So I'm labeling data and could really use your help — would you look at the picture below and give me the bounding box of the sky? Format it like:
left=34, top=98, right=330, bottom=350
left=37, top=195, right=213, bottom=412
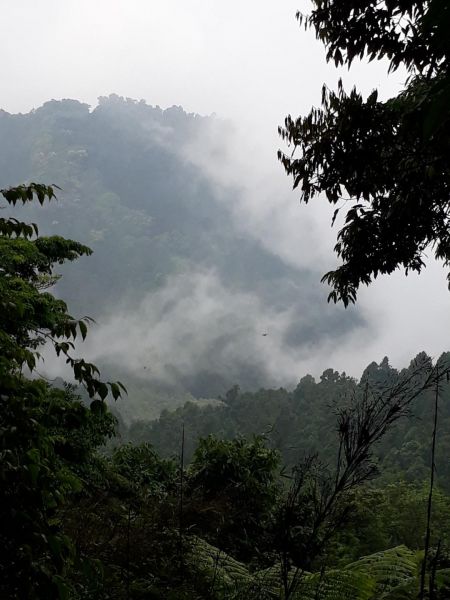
left=3, top=0, right=450, bottom=380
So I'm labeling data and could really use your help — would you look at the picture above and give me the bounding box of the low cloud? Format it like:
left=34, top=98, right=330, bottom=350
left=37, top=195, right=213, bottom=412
left=36, top=100, right=450, bottom=400
left=77, top=269, right=364, bottom=395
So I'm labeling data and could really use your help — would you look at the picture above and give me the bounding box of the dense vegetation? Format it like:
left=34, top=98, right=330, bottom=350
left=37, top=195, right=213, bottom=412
left=126, top=354, right=450, bottom=492
left=3, top=2, right=450, bottom=598
left=3, top=182, right=450, bottom=599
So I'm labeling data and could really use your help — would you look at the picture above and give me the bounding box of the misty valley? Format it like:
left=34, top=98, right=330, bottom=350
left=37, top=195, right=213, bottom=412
left=2, top=2, right=450, bottom=595
left=2, top=95, right=450, bottom=600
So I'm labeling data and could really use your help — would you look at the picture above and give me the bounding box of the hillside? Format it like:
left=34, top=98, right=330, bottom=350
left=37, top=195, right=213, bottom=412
left=0, top=95, right=363, bottom=418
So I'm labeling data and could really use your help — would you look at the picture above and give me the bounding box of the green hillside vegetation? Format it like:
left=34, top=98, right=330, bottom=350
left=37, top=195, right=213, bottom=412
left=130, top=354, right=450, bottom=492
left=0, top=94, right=362, bottom=406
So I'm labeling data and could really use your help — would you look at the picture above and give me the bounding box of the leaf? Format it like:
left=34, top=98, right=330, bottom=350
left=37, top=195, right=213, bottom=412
left=78, top=319, right=88, bottom=340
left=90, top=399, right=105, bottom=414
left=53, top=575, right=71, bottom=600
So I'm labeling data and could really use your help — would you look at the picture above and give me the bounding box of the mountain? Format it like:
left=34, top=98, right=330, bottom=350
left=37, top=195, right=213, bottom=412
left=0, top=95, right=364, bottom=419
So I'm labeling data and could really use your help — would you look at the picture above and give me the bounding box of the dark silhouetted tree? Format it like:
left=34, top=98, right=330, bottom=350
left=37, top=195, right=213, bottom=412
left=279, top=0, right=450, bottom=305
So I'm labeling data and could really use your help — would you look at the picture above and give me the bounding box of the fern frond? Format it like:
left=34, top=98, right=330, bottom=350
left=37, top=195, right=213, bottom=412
left=291, top=568, right=375, bottom=600
left=345, top=545, right=419, bottom=595
left=187, top=537, right=267, bottom=599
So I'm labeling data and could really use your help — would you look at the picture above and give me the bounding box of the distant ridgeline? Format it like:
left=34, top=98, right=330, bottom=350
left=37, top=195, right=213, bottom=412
left=0, top=95, right=363, bottom=405
left=125, top=352, right=450, bottom=492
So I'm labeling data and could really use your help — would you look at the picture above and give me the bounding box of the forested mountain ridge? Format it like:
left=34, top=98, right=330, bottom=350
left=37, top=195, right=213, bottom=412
left=0, top=95, right=363, bottom=413
left=127, top=352, right=450, bottom=492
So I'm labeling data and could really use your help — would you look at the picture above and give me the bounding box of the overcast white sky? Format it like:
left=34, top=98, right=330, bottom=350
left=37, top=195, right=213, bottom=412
left=2, top=0, right=450, bottom=377
left=2, top=0, right=403, bottom=119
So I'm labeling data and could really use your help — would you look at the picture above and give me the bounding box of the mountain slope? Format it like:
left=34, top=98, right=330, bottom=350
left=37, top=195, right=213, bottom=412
left=0, top=95, right=364, bottom=411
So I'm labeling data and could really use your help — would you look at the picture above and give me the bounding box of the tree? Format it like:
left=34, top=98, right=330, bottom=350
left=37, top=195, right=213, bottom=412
left=0, top=184, right=124, bottom=598
left=186, top=435, right=280, bottom=561
left=279, top=0, right=450, bottom=305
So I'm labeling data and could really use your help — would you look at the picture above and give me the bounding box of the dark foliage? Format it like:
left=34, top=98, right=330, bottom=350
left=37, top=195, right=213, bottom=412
left=0, top=185, right=122, bottom=598
left=279, top=0, right=450, bottom=304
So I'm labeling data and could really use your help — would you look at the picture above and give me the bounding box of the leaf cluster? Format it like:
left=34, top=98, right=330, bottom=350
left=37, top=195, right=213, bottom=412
left=280, top=0, right=450, bottom=304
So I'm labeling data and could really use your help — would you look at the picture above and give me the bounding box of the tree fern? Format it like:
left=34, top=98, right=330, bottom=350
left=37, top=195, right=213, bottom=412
left=290, top=569, right=375, bottom=600
left=345, top=546, right=420, bottom=596
left=187, top=537, right=269, bottom=599
left=185, top=539, right=450, bottom=600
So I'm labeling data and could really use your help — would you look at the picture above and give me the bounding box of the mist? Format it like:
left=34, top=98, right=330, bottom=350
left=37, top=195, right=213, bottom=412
left=2, top=1, right=450, bottom=407
left=19, top=90, right=446, bottom=404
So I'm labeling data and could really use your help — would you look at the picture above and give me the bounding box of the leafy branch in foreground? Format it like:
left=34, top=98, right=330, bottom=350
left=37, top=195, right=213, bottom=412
left=0, top=183, right=125, bottom=599
left=0, top=182, right=125, bottom=399
left=279, top=1, right=450, bottom=305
